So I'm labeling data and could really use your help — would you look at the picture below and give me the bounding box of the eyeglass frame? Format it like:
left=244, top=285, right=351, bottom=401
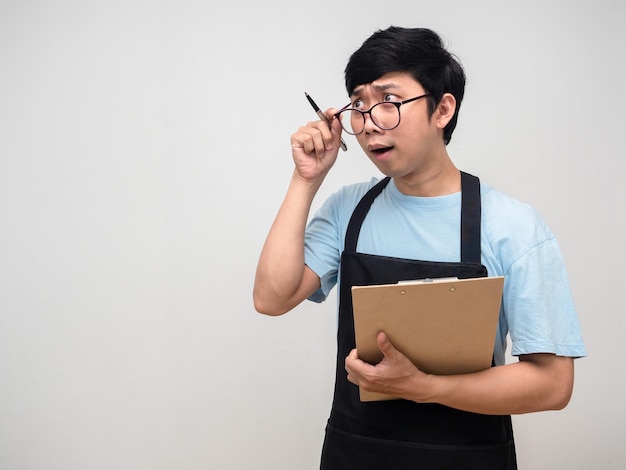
left=334, top=93, right=432, bottom=135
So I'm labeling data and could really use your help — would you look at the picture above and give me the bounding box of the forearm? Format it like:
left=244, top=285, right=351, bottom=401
left=347, top=335, right=575, bottom=416
left=412, top=355, right=574, bottom=415
left=253, top=171, right=323, bottom=315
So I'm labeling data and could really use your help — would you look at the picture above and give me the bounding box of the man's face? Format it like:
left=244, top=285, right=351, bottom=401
left=348, top=71, right=449, bottom=184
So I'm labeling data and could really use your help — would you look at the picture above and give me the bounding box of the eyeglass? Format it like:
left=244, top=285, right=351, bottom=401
left=334, top=94, right=431, bottom=136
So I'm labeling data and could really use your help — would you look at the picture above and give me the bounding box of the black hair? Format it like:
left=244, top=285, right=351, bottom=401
left=344, top=26, right=465, bottom=144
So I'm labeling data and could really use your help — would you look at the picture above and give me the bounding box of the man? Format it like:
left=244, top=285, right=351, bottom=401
left=253, top=26, right=585, bottom=469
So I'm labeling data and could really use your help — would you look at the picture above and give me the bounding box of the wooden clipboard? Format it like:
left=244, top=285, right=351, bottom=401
left=351, top=276, right=504, bottom=401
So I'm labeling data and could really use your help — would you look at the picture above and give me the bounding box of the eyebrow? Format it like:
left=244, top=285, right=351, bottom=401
left=351, top=82, right=401, bottom=98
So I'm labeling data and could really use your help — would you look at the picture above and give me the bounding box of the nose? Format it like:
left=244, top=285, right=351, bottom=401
left=362, top=111, right=381, bottom=134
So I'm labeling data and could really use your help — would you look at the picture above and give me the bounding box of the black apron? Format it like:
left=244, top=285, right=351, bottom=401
left=320, top=172, right=517, bottom=469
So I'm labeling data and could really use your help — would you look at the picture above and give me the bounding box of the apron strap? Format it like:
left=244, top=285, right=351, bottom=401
left=460, top=171, right=481, bottom=264
left=344, top=177, right=391, bottom=252
left=344, top=172, right=481, bottom=263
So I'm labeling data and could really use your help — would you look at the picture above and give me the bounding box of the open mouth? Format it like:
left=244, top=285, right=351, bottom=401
left=371, top=146, right=393, bottom=155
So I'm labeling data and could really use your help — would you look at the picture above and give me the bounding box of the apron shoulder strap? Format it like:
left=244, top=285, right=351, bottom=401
left=344, top=177, right=391, bottom=252
left=460, top=171, right=482, bottom=264
left=344, top=173, right=482, bottom=263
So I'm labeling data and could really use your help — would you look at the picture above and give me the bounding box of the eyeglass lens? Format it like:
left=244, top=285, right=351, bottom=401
left=339, top=102, right=400, bottom=135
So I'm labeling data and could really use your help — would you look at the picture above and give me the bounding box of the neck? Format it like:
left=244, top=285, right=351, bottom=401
left=393, top=157, right=461, bottom=197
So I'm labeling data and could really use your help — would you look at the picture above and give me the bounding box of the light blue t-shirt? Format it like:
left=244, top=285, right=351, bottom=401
left=304, top=177, right=586, bottom=365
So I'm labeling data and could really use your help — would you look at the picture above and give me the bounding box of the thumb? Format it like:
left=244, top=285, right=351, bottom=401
left=377, top=331, right=397, bottom=359
left=326, top=108, right=344, bottom=143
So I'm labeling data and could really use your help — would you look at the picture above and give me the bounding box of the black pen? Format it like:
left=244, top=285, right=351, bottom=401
left=304, top=92, right=348, bottom=151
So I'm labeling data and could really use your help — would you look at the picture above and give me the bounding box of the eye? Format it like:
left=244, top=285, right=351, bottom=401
left=383, top=93, right=399, bottom=102
left=352, top=99, right=365, bottom=109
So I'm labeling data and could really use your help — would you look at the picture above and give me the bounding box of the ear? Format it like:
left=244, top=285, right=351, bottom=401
left=435, top=93, right=457, bottom=130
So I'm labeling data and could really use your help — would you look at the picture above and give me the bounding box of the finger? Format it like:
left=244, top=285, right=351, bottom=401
left=310, top=126, right=329, bottom=159
left=347, top=348, right=359, bottom=360
left=345, top=349, right=368, bottom=386
left=344, top=349, right=357, bottom=372
left=325, top=108, right=345, bottom=148
left=318, top=119, right=339, bottom=153
left=377, top=331, right=397, bottom=358
left=308, top=120, right=336, bottom=157
left=294, top=124, right=328, bottom=158
left=346, top=370, right=358, bottom=385
left=346, top=347, right=369, bottom=372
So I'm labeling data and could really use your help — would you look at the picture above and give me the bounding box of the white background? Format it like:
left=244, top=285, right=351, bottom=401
left=0, top=1, right=624, bottom=469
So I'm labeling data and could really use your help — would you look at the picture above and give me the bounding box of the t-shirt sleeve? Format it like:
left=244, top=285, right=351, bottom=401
left=303, top=179, right=378, bottom=303
left=503, top=236, right=586, bottom=358
left=304, top=194, right=342, bottom=303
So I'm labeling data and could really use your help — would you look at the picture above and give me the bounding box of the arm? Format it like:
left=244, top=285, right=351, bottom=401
left=253, top=109, right=344, bottom=316
left=346, top=332, right=574, bottom=415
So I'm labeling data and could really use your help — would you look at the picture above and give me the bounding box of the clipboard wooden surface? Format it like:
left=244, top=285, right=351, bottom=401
left=351, top=276, right=504, bottom=401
